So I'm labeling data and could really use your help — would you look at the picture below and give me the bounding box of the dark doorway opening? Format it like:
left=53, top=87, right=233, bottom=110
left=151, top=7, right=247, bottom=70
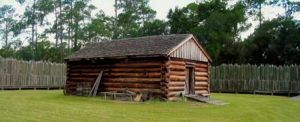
left=186, top=67, right=195, bottom=95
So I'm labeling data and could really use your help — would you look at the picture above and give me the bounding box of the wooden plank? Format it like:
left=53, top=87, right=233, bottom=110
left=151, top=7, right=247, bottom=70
left=168, top=81, right=185, bottom=86
left=104, top=72, right=161, bottom=78
left=166, top=60, right=186, bottom=66
left=168, top=86, right=184, bottom=91
left=194, top=63, right=208, bottom=68
left=103, top=88, right=162, bottom=94
left=89, top=71, right=103, bottom=97
left=195, top=76, right=208, bottom=81
left=168, top=66, right=186, bottom=71
left=169, top=75, right=186, bottom=81
left=113, top=62, right=162, bottom=68
left=104, top=78, right=161, bottom=82
left=110, top=68, right=161, bottom=72
left=102, top=82, right=160, bottom=89
left=195, top=67, right=208, bottom=72
left=195, top=72, right=208, bottom=76
left=168, top=71, right=186, bottom=76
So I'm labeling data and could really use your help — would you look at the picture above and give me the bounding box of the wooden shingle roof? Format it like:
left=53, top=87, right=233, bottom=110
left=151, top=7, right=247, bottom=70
left=66, top=34, right=211, bottom=62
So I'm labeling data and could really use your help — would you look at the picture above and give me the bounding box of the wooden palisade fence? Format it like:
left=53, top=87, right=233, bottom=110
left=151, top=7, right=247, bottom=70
left=210, top=64, right=300, bottom=95
left=0, top=58, right=66, bottom=90
left=1, top=57, right=299, bottom=95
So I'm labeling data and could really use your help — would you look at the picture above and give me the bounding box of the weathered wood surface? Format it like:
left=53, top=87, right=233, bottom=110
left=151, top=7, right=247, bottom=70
left=210, top=64, right=300, bottom=94
left=89, top=71, right=103, bottom=97
left=169, top=37, right=209, bottom=62
left=65, top=59, right=164, bottom=96
left=165, top=59, right=209, bottom=99
left=0, top=58, right=66, bottom=89
left=66, top=57, right=211, bottom=99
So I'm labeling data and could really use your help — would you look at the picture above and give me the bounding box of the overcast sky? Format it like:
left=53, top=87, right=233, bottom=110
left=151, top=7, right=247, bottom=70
left=0, top=0, right=198, bottom=20
left=0, top=0, right=298, bottom=44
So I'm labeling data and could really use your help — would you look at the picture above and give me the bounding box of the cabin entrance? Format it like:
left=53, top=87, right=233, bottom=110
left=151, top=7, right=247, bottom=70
left=186, top=66, right=195, bottom=95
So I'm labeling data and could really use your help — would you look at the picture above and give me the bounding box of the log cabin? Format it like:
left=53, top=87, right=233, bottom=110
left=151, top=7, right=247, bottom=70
left=64, top=34, right=212, bottom=101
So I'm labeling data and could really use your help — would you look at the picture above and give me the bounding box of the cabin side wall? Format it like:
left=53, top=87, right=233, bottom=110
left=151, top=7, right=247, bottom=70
left=165, top=58, right=209, bottom=101
left=65, top=58, right=166, bottom=97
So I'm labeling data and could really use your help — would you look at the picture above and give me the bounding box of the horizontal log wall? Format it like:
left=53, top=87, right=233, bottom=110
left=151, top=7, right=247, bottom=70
left=194, top=62, right=209, bottom=96
left=66, top=59, right=164, bottom=96
left=165, top=60, right=185, bottom=100
left=165, top=58, right=209, bottom=101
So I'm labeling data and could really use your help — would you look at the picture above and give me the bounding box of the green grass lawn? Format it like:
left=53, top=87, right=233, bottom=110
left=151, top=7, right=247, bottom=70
left=0, top=90, right=299, bottom=122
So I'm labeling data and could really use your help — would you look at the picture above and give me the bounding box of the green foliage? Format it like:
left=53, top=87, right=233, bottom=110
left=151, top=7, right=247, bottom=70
left=114, top=0, right=157, bottom=38
left=21, top=41, right=61, bottom=62
left=35, top=0, right=55, bottom=25
left=271, top=0, right=300, bottom=18
left=0, top=0, right=300, bottom=65
left=0, top=40, right=63, bottom=62
left=0, top=5, right=17, bottom=48
left=244, top=0, right=266, bottom=24
left=82, top=11, right=114, bottom=42
left=0, top=48, right=17, bottom=58
left=139, top=19, right=169, bottom=36
left=167, top=7, right=195, bottom=34
left=71, top=0, right=96, bottom=50
left=168, top=0, right=248, bottom=65
left=244, top=17, right=300, bottom=65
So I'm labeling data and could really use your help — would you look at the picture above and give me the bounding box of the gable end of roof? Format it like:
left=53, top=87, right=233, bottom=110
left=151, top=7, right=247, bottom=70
left=167, top=35, right=212, bottom=62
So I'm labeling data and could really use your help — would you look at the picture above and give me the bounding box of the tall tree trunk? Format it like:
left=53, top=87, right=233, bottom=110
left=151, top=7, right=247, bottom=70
left=284, top=0, right=291, bottom=18
left=68, top=1, right=73, bottom=54
left=55, top=19, right=59, bottom=47
left=54, top=1, right=58, bottom=47
left=259, top=2, right=262, bottom=26
left=68, top=20, right=72, bottom=53
left=115, top=0, right=118, bottom=18
left=35, top=18, right=38, bottom=60
left=114, top=0, right=118, bottom=38
left=5, top=21, right=8, bottom=48
left=32, top=0, right=36, bottom=60
left=59, top=0, right=64, bottom=62
left=74, top=20, right=78, bottom=50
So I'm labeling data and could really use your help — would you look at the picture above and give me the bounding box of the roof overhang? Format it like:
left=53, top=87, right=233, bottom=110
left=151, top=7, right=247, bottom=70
left=65, top=54, right=168, bottom=62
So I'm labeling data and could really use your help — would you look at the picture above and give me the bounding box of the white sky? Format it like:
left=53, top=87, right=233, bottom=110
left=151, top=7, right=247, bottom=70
left=0, top=0, right=298, bottom=46
left=0, top=0, right=197, bottom=20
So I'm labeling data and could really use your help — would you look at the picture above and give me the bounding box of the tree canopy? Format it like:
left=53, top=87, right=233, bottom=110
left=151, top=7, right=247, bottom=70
left=0, top=0, right=299, bottom=65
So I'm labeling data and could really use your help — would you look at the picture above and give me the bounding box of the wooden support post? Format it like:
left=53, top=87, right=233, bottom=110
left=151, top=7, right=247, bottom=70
left=235, top=80, right=238, bottom=94
left=288, top=80, right=292, bottom=97
left=271, top=80, right=274, bottom=96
